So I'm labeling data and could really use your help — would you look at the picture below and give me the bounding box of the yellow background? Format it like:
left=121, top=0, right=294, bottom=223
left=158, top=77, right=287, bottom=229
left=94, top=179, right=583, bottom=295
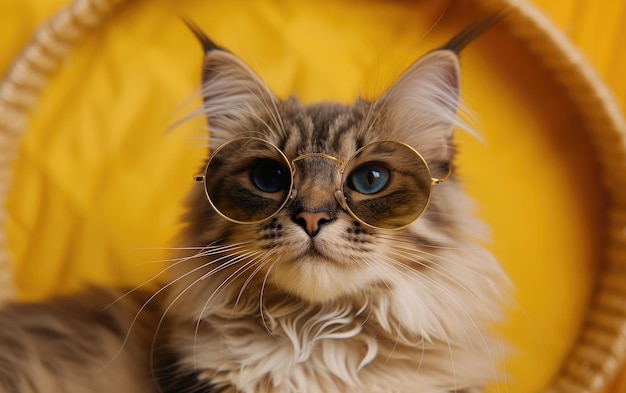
left=1, top=0, right=625, bottom=391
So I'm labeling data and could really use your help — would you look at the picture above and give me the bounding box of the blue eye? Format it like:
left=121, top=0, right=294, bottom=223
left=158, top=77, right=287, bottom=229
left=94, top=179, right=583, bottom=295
left=349, top=164, right=390, bottom=195
left=250, top=159, right=290, bottom=193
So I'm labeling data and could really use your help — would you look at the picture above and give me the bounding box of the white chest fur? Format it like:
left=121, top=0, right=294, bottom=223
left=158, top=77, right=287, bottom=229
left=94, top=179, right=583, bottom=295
left=169, top=281, right=502, bottom=393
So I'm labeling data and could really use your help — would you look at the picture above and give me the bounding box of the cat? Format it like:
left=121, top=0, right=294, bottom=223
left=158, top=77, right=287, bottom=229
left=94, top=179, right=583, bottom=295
left=0, top=15, right=509, bottom=393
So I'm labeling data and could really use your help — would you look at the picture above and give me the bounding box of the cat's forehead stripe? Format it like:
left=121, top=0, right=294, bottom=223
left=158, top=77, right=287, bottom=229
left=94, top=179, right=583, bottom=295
left=275, top=103, right=370, bottom=159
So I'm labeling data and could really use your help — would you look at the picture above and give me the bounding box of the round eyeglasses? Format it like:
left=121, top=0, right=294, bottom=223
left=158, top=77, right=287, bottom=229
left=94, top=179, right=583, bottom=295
left=194, top=137, right=451, bottom=230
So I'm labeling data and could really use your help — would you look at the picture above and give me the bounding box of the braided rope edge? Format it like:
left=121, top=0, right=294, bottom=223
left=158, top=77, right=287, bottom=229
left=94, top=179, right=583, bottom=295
left=477, top=0, right=626, bottom=391
left=0, top=0, right=128, bottom=304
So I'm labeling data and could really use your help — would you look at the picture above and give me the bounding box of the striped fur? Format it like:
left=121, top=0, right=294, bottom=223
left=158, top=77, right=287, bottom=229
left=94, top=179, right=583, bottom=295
left=0, top=288, right=160, bottom=393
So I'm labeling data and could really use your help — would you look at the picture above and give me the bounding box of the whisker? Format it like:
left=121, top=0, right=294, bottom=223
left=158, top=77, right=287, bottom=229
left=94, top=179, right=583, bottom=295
left=192, top=249, right=267, bottom=370
left=377, top=255, right=476, bottom=390
left=379, top=252, right=503, bottom=386
left=259, top=259, right=278, bottom=335
left=384, top=241, right=520, bottom=390
left=104, top=241, right=254, bottom=310
left=149, top=247, right=255, bottom=379
left=384, top=240, right=490, bottom=272
left=360, top=260, right=410, bottom=364
left=385, top=242, right=514, bottom=301
left=362, top=257, right=444, bottom=377
left=235, top=249, right=277, bottom=307
left=124, top=247, right=243, bottom=268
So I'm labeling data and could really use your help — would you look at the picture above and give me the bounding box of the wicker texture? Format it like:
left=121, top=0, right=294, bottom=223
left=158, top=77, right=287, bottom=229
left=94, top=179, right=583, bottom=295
left=0, top=0, right=127, bottom=305
left=0, top=0, right=625, bottom=391
left=488, top=1, right=626, bottom=391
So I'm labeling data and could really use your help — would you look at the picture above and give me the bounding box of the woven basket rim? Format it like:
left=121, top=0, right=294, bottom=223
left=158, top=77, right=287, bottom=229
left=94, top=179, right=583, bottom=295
left=1, top=0, right=625, bottom=391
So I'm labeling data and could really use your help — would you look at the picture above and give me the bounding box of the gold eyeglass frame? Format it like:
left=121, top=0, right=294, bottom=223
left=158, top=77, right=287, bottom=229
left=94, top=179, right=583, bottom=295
left=194, top=137, right=452, bottom=230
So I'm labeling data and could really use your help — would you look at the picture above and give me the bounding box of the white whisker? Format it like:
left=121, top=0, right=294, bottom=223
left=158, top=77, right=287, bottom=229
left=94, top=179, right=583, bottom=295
left=104, top=241, right=254, bottom=311
left=149, top=245, right=257, bottom=378
left=378, top=251, right=502, bottom=387
left=259, top=259, right=278, bottom=335
left=191, top=248, right=268, bottom=370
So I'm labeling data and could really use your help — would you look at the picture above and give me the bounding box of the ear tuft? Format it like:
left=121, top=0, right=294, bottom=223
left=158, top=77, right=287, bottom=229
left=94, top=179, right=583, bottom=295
left=442, top=12, right=505, bottom=54
left=182, top=18, right=222, bottom=54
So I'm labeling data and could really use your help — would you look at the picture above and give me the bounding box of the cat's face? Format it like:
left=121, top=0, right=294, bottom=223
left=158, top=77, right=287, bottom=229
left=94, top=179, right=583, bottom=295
left=177, top=38, right=496, bottom=309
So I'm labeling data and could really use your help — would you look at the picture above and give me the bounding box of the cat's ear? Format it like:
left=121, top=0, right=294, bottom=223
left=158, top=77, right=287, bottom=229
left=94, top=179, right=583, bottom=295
left=377, top=14, right=503, bottom=163
left=378, top=49, right=461, bottom=163
left=185, top=20, right=277, bottom=147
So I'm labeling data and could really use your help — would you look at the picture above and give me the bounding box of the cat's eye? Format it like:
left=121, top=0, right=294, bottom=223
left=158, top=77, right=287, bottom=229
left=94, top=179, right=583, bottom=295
left=250, top=160, right=290, bottom=193
left=198, top=138, right=294, bottom=224
left=348, top=164, right=390, bottom=195
left=339, top=140, right=444, bottom=229
left=195, top=137, right=450, bottom=229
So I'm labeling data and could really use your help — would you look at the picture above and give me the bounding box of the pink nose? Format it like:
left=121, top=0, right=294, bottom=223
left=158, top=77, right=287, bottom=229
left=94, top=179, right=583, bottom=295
left=294, top=210, right=332, bottom=237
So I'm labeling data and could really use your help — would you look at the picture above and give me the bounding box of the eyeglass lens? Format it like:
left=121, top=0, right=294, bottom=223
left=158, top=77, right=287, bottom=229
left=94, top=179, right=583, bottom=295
left=341, top=141, right=432, bottom=229
left=204, top=138, right=293, bottom=223
left=203, top=138, right=433, bottom=229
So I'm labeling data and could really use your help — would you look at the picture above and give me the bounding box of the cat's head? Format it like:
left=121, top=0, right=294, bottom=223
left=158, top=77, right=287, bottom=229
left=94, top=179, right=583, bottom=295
left=176, top=21, right=504, bottom=312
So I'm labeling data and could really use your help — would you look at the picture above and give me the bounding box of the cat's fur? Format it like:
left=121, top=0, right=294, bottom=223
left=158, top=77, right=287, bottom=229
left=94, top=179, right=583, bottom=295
left=0, top=288, right=159, bottom=392
left=0, top=17, right=509, bottom=393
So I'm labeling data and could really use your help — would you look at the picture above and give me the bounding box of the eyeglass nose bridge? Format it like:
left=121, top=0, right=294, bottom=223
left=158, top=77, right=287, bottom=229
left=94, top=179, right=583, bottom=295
left=290, top=153, right=345, bottom=174
left=289, top=152, right=347, bottom=210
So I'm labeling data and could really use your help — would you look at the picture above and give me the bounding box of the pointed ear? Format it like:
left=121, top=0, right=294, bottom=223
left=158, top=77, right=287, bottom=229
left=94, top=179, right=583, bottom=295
left=185, top=21, right=277, bottom=147
left=199, top=49, right=279, bottom=147
left=378, top=50, right=461, bottom=163
left=200, top=49, right=278, bottom=145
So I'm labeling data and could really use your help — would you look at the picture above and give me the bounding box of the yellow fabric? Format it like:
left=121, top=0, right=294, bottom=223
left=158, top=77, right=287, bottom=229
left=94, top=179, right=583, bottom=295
left=1, top=0, right=624, bottom=391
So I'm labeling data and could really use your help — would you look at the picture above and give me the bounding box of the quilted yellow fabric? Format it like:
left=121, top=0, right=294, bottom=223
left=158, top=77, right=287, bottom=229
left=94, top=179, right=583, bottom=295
left=1, top=0, right=625, bottom=391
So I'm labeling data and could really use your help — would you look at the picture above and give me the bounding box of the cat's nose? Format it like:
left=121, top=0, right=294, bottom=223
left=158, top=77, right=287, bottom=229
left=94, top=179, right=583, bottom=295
left=293, top=210, right=332, bottom=237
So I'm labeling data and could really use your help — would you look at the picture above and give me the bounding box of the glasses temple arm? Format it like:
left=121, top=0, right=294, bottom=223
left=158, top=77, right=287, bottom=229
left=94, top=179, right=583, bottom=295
left=431, top=165, right=452, bottom=185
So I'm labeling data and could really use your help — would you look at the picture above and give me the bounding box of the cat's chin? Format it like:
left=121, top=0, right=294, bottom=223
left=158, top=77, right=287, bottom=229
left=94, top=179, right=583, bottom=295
left=270, top=254, right=375, bottom=304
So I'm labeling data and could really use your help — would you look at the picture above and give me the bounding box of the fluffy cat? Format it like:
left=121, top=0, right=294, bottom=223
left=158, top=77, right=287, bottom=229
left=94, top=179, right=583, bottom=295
left=0, top=16, right=509, bottom=393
